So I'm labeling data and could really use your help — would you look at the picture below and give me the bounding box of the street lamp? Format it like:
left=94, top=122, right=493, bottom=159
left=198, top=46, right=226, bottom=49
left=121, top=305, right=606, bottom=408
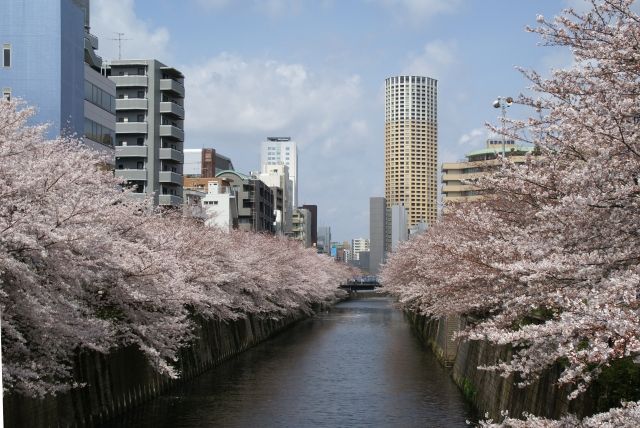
left=492, top=96, right=513, bottom=157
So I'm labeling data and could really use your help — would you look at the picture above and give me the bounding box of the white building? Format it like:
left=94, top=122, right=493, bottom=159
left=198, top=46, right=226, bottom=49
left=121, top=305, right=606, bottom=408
left=351, top=238, right=370, bottom=261
left=261, top=137, right=298, bottom=207
left=255, top=164, right=293, bottom=234
left=343, top=249, right=353, bottom=263
left=202, top=180, right=238, bottom=232
left=391, top=204, right=409, bottom=250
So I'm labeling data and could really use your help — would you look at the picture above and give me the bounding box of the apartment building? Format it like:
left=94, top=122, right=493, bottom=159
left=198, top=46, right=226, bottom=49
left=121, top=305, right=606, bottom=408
left=442, top=139, right=533, bottom=203
left=384, top=75, right=438, bottom=227
left=216, top=170, right=276, bottom=233
left=109, top=59, right=185, bottom=207
left=291, top=207, right=312, bottom=248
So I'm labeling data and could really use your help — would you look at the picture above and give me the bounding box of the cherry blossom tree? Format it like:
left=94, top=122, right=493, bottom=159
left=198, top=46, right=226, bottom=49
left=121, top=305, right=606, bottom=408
left=383, top=0, right=640, bottom=423
left=0, top=100, right=351, bottom=397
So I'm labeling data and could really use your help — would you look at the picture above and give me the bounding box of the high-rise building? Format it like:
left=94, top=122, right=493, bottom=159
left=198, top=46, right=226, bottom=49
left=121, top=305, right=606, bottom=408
left=1, top=0, right=115, bottom=156
left=384, top=75, right=438, bottom=226
left=369, top=197, right=387, bottom=275
left=261, top=137, right=298, bottom=207
left=109, top=60, right=185, bottom=207
left=351, top=238, right=370, bottom=261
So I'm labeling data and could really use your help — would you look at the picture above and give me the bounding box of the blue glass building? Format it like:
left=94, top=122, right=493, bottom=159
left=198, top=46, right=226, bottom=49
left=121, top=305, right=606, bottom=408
left=0, top=0, right=113, bottom=146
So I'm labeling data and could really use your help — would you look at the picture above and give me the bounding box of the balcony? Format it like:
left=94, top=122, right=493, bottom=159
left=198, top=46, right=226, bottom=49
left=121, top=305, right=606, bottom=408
left=116, top=122, right=147, bottom=134
left=441, top=172, right=484, bottom=182
left=116, top=145, right=147, bottom=157
left=159, top=194, right=183, bottom=206
left=159, top=101, right=184, bottom=119
left=110, top=75, right=148, bottom=87
left=116, top=98, right=148, bottom=110
left=442, top=184, right=477, bottom=193
left=159, top=124, right=184, bottom=141
left=159, top=79, right=185, bottom=97
left=159, top=171, right=183, bottom=185
left=159, top=148, right=183, bottom=163
left=115, top=169, right=147, bottom=181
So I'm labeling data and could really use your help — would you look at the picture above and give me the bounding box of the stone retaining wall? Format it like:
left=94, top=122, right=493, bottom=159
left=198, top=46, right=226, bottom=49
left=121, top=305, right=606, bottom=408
left=4, top=308, right=323, bottom=428
left=406, top=311, right=593, bottom=421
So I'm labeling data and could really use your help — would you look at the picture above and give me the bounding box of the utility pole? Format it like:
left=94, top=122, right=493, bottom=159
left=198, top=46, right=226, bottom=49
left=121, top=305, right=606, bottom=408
left=110, top=32, right=131, bottom=60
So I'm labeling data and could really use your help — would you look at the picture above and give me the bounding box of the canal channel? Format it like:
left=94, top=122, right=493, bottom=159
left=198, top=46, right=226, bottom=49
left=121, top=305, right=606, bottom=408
left=104, top=297, right=476, bottom=427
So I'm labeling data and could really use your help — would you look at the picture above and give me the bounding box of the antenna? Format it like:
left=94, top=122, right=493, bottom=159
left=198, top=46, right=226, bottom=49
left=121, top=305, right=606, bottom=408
left=110, top=32, right=131, bottom=60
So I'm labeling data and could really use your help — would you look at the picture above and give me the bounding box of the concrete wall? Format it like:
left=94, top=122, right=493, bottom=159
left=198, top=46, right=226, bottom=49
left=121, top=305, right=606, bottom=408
left=4, top=309, right=331, bottom=427
left=406, top=312, right=592, bottom=421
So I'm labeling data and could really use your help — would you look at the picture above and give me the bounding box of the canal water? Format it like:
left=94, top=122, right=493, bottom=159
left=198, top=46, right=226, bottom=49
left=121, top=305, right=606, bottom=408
left=105, top=297, right=476, bottom=427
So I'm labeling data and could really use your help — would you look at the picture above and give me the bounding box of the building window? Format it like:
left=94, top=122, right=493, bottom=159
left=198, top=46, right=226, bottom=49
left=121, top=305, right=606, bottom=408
left=3, top=44, right=10, bottom=67
left=2, top=88, right=10, bottom=102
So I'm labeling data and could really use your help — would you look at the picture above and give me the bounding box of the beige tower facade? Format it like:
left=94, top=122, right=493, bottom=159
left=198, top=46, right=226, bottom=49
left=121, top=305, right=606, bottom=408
left=384, top=75, right=438, bottom=226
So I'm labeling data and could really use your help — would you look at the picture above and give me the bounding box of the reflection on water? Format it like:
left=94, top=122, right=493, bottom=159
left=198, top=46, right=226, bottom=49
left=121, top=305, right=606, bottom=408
left=104, top=297, right=476, bottom=428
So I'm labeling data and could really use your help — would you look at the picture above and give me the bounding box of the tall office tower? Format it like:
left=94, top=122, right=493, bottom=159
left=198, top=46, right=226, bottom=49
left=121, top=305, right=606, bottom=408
left=109, top=60, right=185, bottom=207
left=261, top=137, right=298, bottom=207
left=1, top=0, right=115, bottom=155
left=369, top=197, right=387, bottom=276
left=384, top=75, right=438, bottom=226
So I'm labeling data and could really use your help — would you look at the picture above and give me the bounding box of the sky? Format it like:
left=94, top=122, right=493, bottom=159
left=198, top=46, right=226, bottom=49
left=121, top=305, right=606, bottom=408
left=90, top=0, right=589, bottom=243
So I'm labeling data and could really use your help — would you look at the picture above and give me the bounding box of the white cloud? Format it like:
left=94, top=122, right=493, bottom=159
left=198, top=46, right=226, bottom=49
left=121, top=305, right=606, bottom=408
left=374, top=0, right=462, bottom=24
left=182, top=53, right=363, bottom=148
left=402, top=39, right=457, bottom=80
left=91, top=0, right=171, bottom=62
left=457, top=127, right=486, bottom=147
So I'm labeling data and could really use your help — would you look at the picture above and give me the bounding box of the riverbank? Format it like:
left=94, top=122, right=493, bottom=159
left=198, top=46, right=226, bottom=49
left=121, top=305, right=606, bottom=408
left=406, top=312, right=593, bottom=421
left=4, top=299, right=340, bottom=428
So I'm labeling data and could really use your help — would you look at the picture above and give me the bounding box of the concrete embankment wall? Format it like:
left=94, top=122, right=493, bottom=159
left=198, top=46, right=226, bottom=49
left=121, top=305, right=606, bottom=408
left=406, top=312, right=592, bottom=421
left=4, top=307, right=325, bottom=428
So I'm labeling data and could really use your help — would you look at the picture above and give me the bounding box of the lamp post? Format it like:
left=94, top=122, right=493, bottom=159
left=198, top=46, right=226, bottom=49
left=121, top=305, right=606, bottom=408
left=492, top=96, right=513, bottom=157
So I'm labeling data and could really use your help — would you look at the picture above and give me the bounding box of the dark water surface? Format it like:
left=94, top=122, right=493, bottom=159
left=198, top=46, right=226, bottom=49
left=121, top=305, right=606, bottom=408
left=105, top=297, right=475, bottom=427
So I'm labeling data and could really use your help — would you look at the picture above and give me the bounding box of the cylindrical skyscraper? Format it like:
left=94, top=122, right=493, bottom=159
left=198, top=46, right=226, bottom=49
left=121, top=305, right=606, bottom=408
left=384, top=75, right=438, bottom=227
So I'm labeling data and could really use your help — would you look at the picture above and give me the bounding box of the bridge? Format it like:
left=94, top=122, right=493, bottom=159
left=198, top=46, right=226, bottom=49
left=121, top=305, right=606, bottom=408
left=339, top=276, right=382, bottom=292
